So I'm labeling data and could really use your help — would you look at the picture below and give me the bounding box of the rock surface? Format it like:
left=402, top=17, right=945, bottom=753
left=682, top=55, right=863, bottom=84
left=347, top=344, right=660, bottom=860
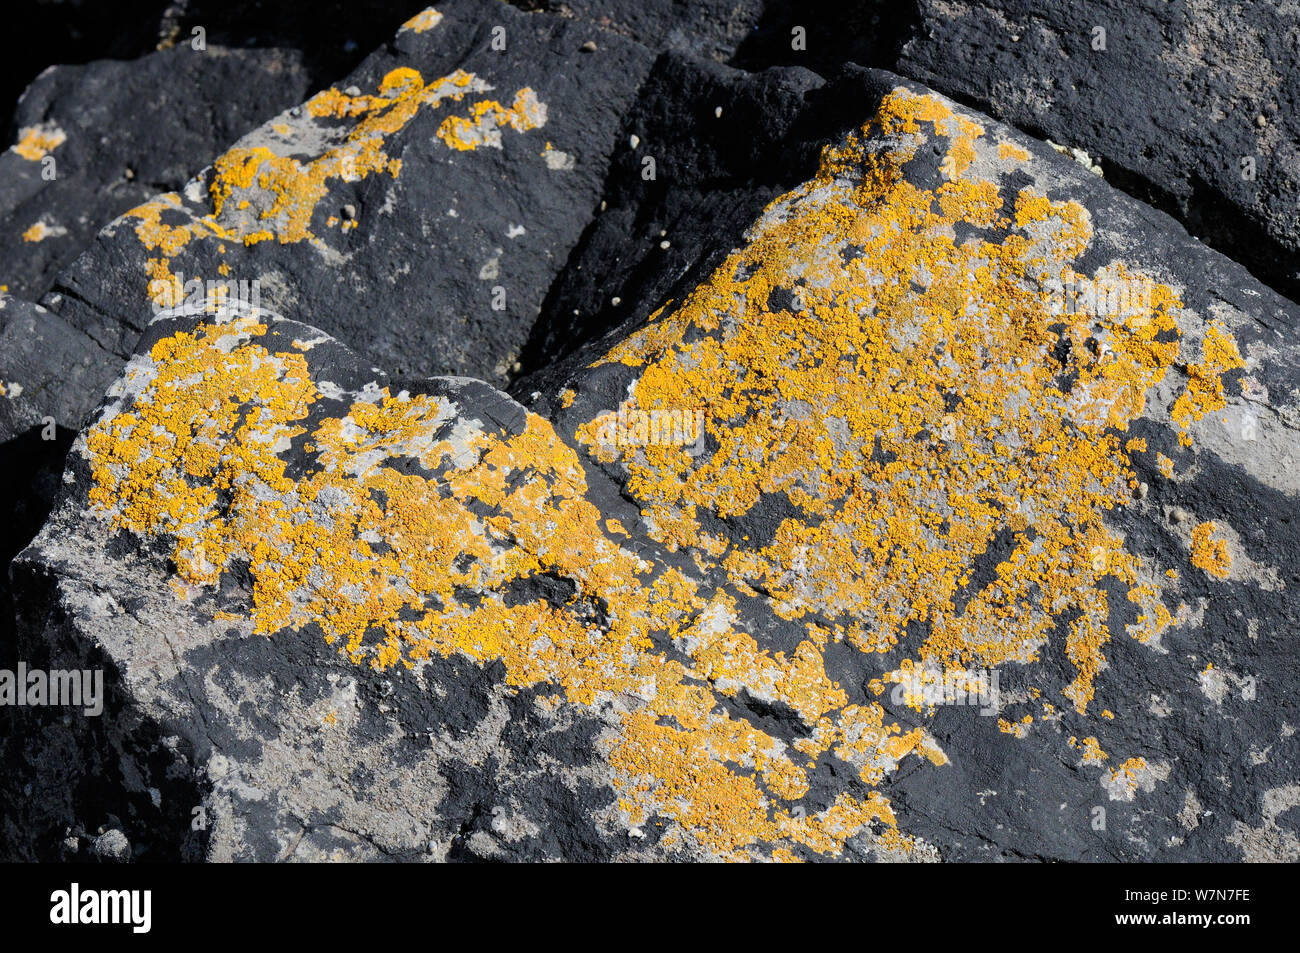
left=1, top=45, right=313, bottom=300
left=44, top=0, right=657, bottom=392
left=896, top=0, right=1300, bottom=301
left=0, top=295, right=116, bottom=571
left=8, top=68, right=1299, bottom=861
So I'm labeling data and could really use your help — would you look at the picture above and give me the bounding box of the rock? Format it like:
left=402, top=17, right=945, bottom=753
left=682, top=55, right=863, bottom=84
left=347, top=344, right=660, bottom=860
left=43, top=0, right=657, bottom=397
left=510, top=0, right=767, bottom=62
left=516, top=52, right=832, bottom=379
left=0, top=295, right=117, bottom=572
left=533, top=65, right=1300, bottom=859
left=8, top=302, right=667, bottom=860
left=1, top=45, right=313, bottom=299
left=896, top=0, right=1300, bottom=301
left=729, top=0, right=918, bottom=77
left=90, top=828, right=132, bottom=862
left=9, top=68, right=1300, bottom=861
left=151, top=0, right=451, bottom=90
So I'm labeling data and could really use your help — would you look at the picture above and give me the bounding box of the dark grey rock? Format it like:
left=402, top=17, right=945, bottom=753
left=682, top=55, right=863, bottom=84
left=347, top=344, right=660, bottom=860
left=511, top=0, right=765, bottom=62
left=1, top=45, right=313, bottom=299
left=530, top=63, right=1300, bottom=860
left=895, top=0, right=1300, bottom=301
left=6, top=302, right=670, bottom=861
left=0, top=295, right=116, bottom=570
left=90, top=827, right=132, bottom=862
left=44, top=0, right=657, bottom=397
left=9, top=67, right=1299, bottom=861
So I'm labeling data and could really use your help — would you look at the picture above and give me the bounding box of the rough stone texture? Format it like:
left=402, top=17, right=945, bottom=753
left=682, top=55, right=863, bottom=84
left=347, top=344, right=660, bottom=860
left=8, top=303, right=666, bottom=861
left=8, top=67, right=1299, bottom=861
left=1, top=45, right=313, bottom=300
left=511, top=0, right=765, bottom=62
left=0, top=295, right=116, bottom=570
left=529, top=66, right=1300, bottom=862
left=896, top=0, right=1300, bottom=301
left=43, top=0, right=657, bottom=395
left=517, top=53, right=832, bottom=379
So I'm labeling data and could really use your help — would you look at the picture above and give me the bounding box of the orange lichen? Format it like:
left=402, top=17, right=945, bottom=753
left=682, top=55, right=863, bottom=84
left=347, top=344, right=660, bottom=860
left=122, top=67, right=544, bottom=290
left=577, top=88, right=1229, bottom=724
left=998, top=715, right=1033, bottom=738
left=13, top=125, right=65, bottom=161
left=1108, top=757, right=1148, bottom=794
left=87, top=87, right=1246, bottom=860
left=1172, top=323, right=1245, bottom=445
left=436, top=88, right=547, bottom=151
left=1190, top=521, right=1231, bottom=578
left=997, top=142, right=1030, bottom=162
left=401, top=8, right=444, bottom=32
left=87, top=314, right=928, bottom=860
left=1069, top=735, right=1108, bottom=764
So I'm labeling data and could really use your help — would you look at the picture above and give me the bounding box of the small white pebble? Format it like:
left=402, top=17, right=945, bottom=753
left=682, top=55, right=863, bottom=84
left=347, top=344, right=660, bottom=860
left=714, top=106, right=723, bottom=118
left=629, top=134, right=640, bottom=149
left=659, top=240, right=670, bottom=249
left=611, top=296, right=621, bottom=306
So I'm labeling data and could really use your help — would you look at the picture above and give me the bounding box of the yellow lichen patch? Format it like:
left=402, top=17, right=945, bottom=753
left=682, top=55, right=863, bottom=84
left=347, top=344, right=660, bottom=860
left=998, top=715, right=1033, bottom=738
left=124, top=68, right=544, bottom=289
left=578, top=88, right=1226, bottom=723
left=577, top=88, right=1242, bottom=767
left=13, top=124, right=65, bottom=161
left=1069, top=735, right=1108, bottom=764
left=86, top=314, right=935, bottom=860
left=1156, top=453, right=1175, bottom=478
left=1172, top=323, right=1245, bottom=446
left=997, top=142, right=1030, bottom=163
left=1127, top=583, right=1173, bottom=645
left=126, top=193, right=227, bottom=307
left=401, top=8, right=443, bottom=32
left=22, top=222, right=49, bottom=242
left=1109, top=757, right=1147, bottom=792
left=436, top=89, right=547, bottom=151
left=1190, top=521, right=1231, bottom=579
